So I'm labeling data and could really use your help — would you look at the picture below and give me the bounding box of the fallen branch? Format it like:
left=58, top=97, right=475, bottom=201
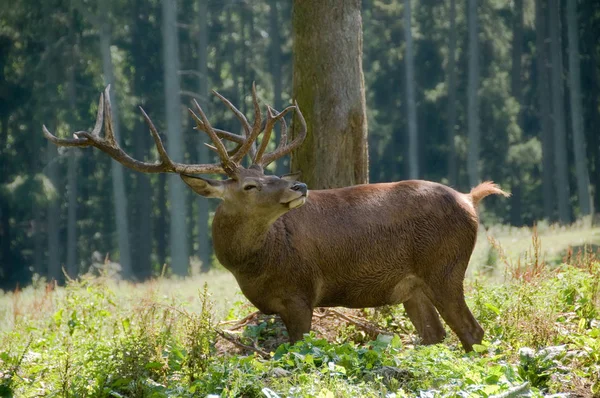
left=329, top=309, right=390, bottom=337
left=215, top=328, right=270, bottom=359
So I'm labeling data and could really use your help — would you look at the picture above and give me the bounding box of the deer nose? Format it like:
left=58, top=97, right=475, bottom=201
left=291, top=182, right=308, bottom=195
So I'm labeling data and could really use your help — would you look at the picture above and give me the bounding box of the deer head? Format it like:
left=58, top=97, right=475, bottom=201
left=43, top=85, right=308, bottom=223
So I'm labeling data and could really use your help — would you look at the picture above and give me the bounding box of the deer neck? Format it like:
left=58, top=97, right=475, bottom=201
left=211, top=205, right=280, bottom=274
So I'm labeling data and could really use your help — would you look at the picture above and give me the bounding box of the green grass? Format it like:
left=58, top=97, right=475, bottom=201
left=1, top=224, right=599, bottom=397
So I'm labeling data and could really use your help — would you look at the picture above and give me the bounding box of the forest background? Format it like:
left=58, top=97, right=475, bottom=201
left=0, top=0, right=599, bottom=290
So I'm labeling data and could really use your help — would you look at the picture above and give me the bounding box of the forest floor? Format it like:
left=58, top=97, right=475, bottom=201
left=1, top=223, right=599, bottom=397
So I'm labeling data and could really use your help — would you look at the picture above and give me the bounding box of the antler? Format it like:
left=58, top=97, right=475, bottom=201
left=43, top=84, right=306, bottom=177
left=190, top=84, right=307, bottom=169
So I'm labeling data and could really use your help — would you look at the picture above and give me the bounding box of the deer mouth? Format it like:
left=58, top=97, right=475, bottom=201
left=287, top=196, right=307, bottom=209
left=281, top=191, right=308, bottom=209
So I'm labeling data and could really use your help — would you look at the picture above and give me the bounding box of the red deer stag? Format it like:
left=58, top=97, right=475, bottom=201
left=44, top=86, right=509, bottom=352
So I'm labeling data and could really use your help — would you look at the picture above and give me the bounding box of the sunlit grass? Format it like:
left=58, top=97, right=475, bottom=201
left=1, top=222, right=599, bottom=397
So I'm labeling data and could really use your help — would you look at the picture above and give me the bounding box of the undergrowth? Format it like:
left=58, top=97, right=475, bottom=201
left=1, top=233, right=599, bottom=397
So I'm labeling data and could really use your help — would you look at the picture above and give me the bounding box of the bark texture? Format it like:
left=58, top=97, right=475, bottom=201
left=446, top=0, right=458, bottom=187
left=467, top=0, right=480, bottom=188
left=548, top=0, right=571, bottom=224
left=100, top=1, right=133, bottom=277
left=535, top=0, right=555, bottom=220
left=566, top=0, right=592, bottom=216
left=196, top=0, right=211, bottom=272
left=163, top=0, right=189, bottom=275
left=291, top=0, right=368, bottom=189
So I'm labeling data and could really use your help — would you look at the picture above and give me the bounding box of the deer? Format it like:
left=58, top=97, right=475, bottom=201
left=44, top=85, right=509, bottom=352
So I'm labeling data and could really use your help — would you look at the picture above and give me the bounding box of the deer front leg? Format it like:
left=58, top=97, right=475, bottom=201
left=278, top=297, right=313, bottom=342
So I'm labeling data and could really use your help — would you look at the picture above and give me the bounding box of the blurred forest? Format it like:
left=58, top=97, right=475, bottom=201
left=0, top=0, right=599, bottom=289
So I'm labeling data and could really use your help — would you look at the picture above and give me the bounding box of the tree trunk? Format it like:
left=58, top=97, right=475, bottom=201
left=269, top=0, right=286, bottom=176
left=99, top=2, right=133, bottom=277
left=131, top=0, right=153, bottom=280
left=0, top=116, right=12, bottom=285
left=510, top=0, right=524, bottom=226
left=291, top=0, right=369, bottom=189
left=196, top=0, right=211, bottom=272
left=156, top=173, right=167, bottom=270
left=467, top=0, right=480, bottom=188
left=548, top=0, right=571, bottom=224
left=404, top=0, right=418, bottom=179
left=66, top=28, right=78, bottom=278
left=163, top=0, right=189, bottom=276
left=535, top=0, right=555, bottom=221
left=446, top=0, right=458, bottom=187
left=47, top=139, right=61, bottom=282
left=566, top=0, right=592, bottom=217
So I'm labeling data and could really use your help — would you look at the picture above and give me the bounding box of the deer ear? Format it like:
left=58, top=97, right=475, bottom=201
left=180, top=174, right=225, bottom=198
left=281, top=172, right=301, bottom=182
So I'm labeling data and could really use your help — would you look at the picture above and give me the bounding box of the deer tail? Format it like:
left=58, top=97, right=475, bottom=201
left=468, top=181, right=510, bottom=206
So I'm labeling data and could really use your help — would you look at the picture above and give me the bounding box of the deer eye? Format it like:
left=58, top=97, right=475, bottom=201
left=244, top=184, right=257, bottom=191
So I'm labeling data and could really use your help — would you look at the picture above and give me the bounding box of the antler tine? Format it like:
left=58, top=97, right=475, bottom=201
left=254, top=104, right=296, bottom=166
left=231, top=83, right=263, bottom=163
left=43, top=86, right=228, bottom=175
left=248, top=82, right=261, bottom=160
left=139, top=107, right=175, bottom=169
left=277, top=116, right=288, bottom=150
left=258, top=101, right=307, bottom=167
left=212, top=89, right=251, bottom=138
left=189, top=100, right=238, bottom=175
left=91, top=90, right=104, bottom=137
left=43, top=92, right=106, bottom=147
left=102, top=85, right=117, bottom=146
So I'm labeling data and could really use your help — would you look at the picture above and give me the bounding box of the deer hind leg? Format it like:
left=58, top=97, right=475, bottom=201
left=403, top=288, right=446, bottom=345
left=426, top=276, right=483, bottom=352
left=278, top=297, right=313, bottom=342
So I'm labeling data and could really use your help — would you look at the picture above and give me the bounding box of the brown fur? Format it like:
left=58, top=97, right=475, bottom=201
left=183, top=171, right=509, bottom=352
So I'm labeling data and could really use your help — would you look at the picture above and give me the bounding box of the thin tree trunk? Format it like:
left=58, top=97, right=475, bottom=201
left=292, top=0, right=369, bottom=189
left=269, top=0, right=286, bottom=176
left=404, top=0, right=418, bottom=179
left=548, top=0, right=571, bottom=224
left=99, top=3, right=133, bottom=277
left=47, top=139, right=61, bottom=282
left=156, top=173, right=167, bottom=270
left=163, top=0, right=189, bottom=276
left=131, top=0, right=153, bottom=280
left=446, top=0, right=458, bottom=187
left=535, top=0, right=555, bottom=221
left=0, top=116, right=12, bottom=285
left=566, top=0, right=592, bottom=217
left=66, top=26, right=78, bottom=278
left=196, top=0, right=211, bottom=272
left=467, top=0, right=480, bottom=188
left=510, top=0, right=524, bottom=226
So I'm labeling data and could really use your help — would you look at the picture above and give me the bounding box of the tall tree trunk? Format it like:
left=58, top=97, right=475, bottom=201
left=47, top=139, right=61, bottom=282
left=269, top=0, right=286, bottom=176
left=566, top=0, right=592, bottom=217
left=66, top=24, right=78, bottom=278
left=156, top=173, right=167, bottom=270
left=446, top=0, right=458, bottom=187
left=291, top=0, right=369, bottom=189
left=548, top=0, right=571, bottom=224
left=163, top=0, right=189, bottom=276
left=131, top=0, right=153, bottom=280
left=404, top=0, right=418, bottom=179
left=99, top=2, right=133, bottom=277
left=510, top=0, right=524, bottom=226
left=196, top=0, right=211, bottom=272
left=580, top=0, right=600, bottom=213
left=535, top=0, right=555, bottom=221
left=0, top=116, right=12, bottom=285
left=467, top=0, right=480, bottom=187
